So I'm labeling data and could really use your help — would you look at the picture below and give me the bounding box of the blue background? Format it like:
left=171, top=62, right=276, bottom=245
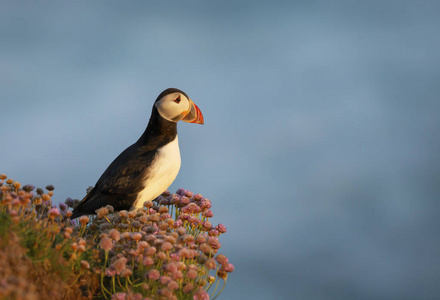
left=1, top=1, right=440, bottom=299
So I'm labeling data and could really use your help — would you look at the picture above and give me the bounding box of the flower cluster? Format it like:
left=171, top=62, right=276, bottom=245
left=73, top=188, right=233, bottom=299
left=0, top=174, right=233, bottom=300
left=0, top=174, right=98, bottom=299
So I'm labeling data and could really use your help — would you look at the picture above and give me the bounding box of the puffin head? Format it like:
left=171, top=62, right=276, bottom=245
left=154, top=88, right=204, bottom=124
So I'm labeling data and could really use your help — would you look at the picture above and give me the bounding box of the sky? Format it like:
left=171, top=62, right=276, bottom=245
left=1, top=1, right=440, bottom=299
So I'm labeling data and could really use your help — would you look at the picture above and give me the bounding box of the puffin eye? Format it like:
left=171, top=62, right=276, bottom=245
left=174, top=96, right=181, bottom=104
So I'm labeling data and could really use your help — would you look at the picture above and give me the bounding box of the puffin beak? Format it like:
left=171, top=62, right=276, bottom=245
left=182, top=99, right=204, bottom=124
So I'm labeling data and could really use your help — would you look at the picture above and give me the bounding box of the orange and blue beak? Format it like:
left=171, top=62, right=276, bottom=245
left=182, top=99, right=204, bottom=124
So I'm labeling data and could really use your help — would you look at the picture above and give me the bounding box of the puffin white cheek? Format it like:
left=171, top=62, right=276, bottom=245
left=156, top=101, right=187, bottom=122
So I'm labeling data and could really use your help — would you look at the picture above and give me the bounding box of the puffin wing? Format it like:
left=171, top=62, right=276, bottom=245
left=72, top=143, right=157, bottom=217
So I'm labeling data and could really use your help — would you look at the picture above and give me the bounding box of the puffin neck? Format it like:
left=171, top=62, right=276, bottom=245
left=136, top=107, right=178, bottom=147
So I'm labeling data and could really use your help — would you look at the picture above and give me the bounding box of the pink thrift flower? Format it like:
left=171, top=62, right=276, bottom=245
left=176, top=188, right=186, bottom=196
left=105, top=268, right=116, bottom=277
left=100, top=237, right=113, bottom=251
left=182, top=282, right=194, bottom=294
left=165, top=263, right=177, bottom=273
left=216, top=223, right=227, bottom=233
left=196, top=235, right=207, bottom=244
left=143, top=257, right=154, bottom=266
left=111, top=293, right=126, bottom=300
left=167, top=280, right=179, bottom=291
left=157, top=251, right=167, bottom=260
left=170, top=253, right=180, bottom=261
left=200, top=199, right=212, bottom=210
left=178, top=248, right=190, bottom=259
left=203, top=209, right=214, bottom=218
left=95, top=207, right=109, bottom=218
left=159, top=275, right=171, bottom=285
left=209, top=229, right=219, bottom=237
left=180, top=196, right=190, bottom=205
left=80, top=260, right=90, bottom=269
left=215, top=254, right=229, bottom=266
left=120, top=269, right=132, bottom=278
left=204, top=258, right=216, bottom=270
left=48, top=207, right=60, bottom=219
left=112, top=257, right=128, bottom=275
left=224, top=263, right=235, bottom=273
left=148, top=269, right=160, bottom=281
left=146, top=246, right=157, bottom=256
left=171, top=270, right=183, bottom=281
left=109, top=229, right=121, bottom=241
left=193, top=289, right=210, bottom=300
left=79, top=215, right=89, bottom=225
left=143, top=200, right=153, bottom=208
left=132, top=233, right=142, bottom=241
left=138, top=241, right=148, bottom=250
left=170, top=194, right=180, bottom=205
left=193, top=193, right=204, bottom=201
left=161, top=242, right=173, bottom=252
left=199, top=243, right=212, bottom=254
left=59, top=202, right=67, bottom=211
left=186, top=269, right=198, bottom=280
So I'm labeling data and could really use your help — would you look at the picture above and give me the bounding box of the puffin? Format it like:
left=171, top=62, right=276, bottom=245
left=71, top=88, right=204, bottom=219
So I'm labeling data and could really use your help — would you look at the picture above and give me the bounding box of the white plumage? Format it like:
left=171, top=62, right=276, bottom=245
left=132, top=136, right=181, bottom=208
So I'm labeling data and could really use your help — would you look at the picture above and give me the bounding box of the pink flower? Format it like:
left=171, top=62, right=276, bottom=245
left=170, top=253, right=180, bottom=261
left=170, top=194, right=180, bottom=205
left=204, top=258, right=216, bottom=270
left=48, top=207, right=60, bottom=219
left=161, top=242, right=173, bottom=252
left=199, top=243, right=212, bottom=254
left=224, top=263, right=235, bottom=273
left=132, top=233, right=142, bottom=241
left=109, top=229, right=121, bottom=241
left=216, top=223, right=227, bottom=233
left=159, top=275, right=171, bottom=285
left=203, top=209, right=214, bottom=218
left=79, top=215, right=89, bottom=225
left=111, top=293, right=126, bottom=300
left=80, top=260, right=90, bottom=269
left=171, top=270, right=183, bottom=281
left=186, top=269, right=198, bottom=280
left=193, top=289, right=210, bottom=300
left=176, top=188, right=186, bottom=196
left=167, top=280, right=179, bottom=291
left=143, top=200, right=153, bottom=208
left=183, top=282, right=194, bottom=294
left=100, top=237, right=113, bottom=251
left=209, top=229, right=219, bottom=237
left=142, top=257, right=154, bottom=267
left=196, top=235, right=207, bottom=244
left=112, top=257, right=127, bottom=275
left=145, top=247, right=156, bottom=256
left=164, top=263, right=177, bottom=273
left=58, top=202, right=67, bottom=211
left=202, top=221, right=212, bottom=231
left=120, top=269, right=132, bottom=278
left=95, top=206, right=109, bottom=218
left=192, top=193, right=204, bottom=201
left=215, top=254, right=229, bottom=266
left=105, top=268, right=116, bottom=277
left=148, top=269, right=160, bottom=281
